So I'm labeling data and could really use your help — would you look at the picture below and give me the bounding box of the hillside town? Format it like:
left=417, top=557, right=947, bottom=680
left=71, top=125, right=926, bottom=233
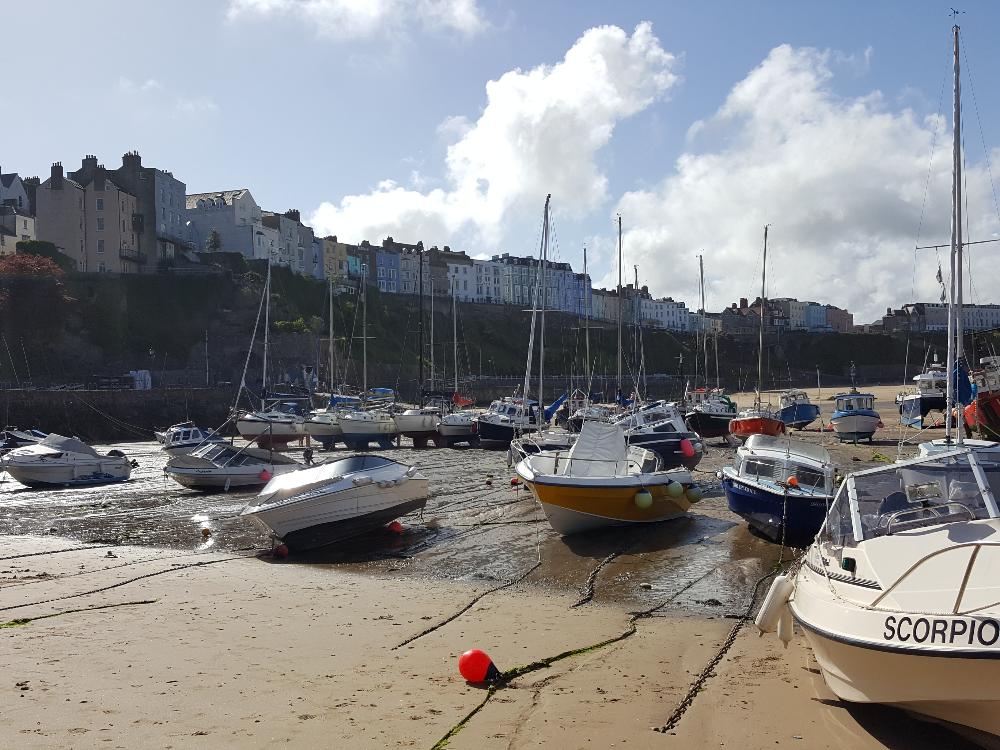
left=6, top=151, right=1000, bottom=338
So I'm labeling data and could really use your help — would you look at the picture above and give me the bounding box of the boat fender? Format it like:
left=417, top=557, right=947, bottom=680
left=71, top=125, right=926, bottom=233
left=259, top=469, right=272, bottom=482
left=665, top=481, right=684, bottom=498
left=353, top=475, right=372, bottom=486
left=754, top=574, right=794, bottom=634
left=405, top=466, right=419, bottom=478
left=679, top=438, right=696, bottom=458
left=777, top=606, right=793, bottom=647
left=506, top=448, right=513, bottom=468
left=685, top=486, right=703, bottom=502
left=634, top=489, right=653, bottom=509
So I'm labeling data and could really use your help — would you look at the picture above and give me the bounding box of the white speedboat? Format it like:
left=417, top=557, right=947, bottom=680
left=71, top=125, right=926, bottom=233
left=515, top=422, right=699, bottom=535
left=338, top=409, right=398, bottom=450
left=160, top=423, right=226, bottom=455
left=437, top=411, right=479, bottom=447
left=164, top=442, right=301, bottom=492
left=1, top=434, right=133, bottom=488
left=240, top=454, right=429, bottom=551
left=757, top=447, right=1000, bottom=736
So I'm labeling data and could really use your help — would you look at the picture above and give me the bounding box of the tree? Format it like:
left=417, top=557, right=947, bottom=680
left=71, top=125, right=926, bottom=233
left=206, top=229, right=222, bottom=252
left=0, top=254, right=72, bottom=337
left=15, top=240, right=77, bottom=272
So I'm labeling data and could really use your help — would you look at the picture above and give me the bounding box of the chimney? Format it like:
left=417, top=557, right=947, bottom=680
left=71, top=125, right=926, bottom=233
left=740, top=297, right=748, bottom=309
left=93, top=166, right=106, bottom=192
left=122, top=150, right=141, bottom=170
left=82, top=154, right=98, bottom=171
left=284, top=209, right=301, bottom=222
left=50, top=162, right=64, bottom=188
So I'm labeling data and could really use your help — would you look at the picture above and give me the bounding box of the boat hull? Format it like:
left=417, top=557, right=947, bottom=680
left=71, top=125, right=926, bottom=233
left=339, top=419, right=398, bottom=449
left=476, top=419, right=536, bottom=444
left=524, top=480, right=690, bottom=535
left=729, top=416, right=785, bottom=439
left=621, top=432, right=704, bottom=470
left=965, top=392, right=1000, bottom=440
left=165, top=464, right=297, bottom=492
left=304, top=418, right=342, bottom=448
left=830, top=413, right=880, bottom=442
left=236, top=417, right=303, bottom=448
left=722, top=475, right=827, bottom=547
left=392, top=413, right=438, bottom=438
left=778, top=403, right=821, bottom=430
left=684, top=410, right=732, bottom=439
left=246, top=479, right=429, bottom=551
left=5, top=461, right=131, bottom=488
left=900, top=394, right=946, bottom=428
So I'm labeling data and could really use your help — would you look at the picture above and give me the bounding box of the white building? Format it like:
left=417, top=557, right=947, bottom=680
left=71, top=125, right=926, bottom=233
left=473, top=257, right=504, bottom=304
left=640, top=297, right=690, bottom=331
left=186, top=189, right=263, bottom=257
left=0, top=170, right=30, bottom=213
left=447, top=258, right=475, bottom=302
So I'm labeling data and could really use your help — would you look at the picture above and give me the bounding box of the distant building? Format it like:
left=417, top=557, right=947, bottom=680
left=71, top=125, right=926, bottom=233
left=375, top=246, right=400, bottom=293
left=880, top=302, right=994, bottom=334
left=0, top=206, right=35, bottom=255
left=261, top=211, right=300, bottom=269
left=399, top=245, right=430, bottom=296
left=186, top=189, right=263, bottom=258
left=110, top=151, right=186, bottom=265
left=591, top=288, right=622, bottom=324
left=0, top=168, right=30, bottom=213
left=825, top=304, right=853, bottom=333
left=473, top=257, right=504, bottom=304
left=639, top=296, right=690, bottom=331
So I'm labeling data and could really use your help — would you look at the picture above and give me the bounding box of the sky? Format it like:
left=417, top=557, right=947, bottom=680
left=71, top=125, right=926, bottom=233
left=8, top=1, right=1000, bottom=323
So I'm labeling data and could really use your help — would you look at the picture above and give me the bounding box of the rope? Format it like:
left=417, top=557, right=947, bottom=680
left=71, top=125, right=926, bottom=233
left=1, top=599, right=156, bottom=629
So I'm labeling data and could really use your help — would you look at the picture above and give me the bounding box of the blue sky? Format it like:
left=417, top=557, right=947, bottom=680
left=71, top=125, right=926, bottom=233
left=8, top=1, right=1000, bottom=322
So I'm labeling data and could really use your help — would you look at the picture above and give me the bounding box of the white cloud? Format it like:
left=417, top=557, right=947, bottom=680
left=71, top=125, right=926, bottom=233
left=310, top=22, right=678, bottom=248
left=609, top=44, right=1000, bottom=324
left=116, top=77, right=219, bottom=121
left=227, top=0, right=486, bottom=39
left=117, top=76, right=163, bottom=94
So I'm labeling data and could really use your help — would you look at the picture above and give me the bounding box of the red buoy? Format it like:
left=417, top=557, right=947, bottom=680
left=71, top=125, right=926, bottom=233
left=259, top=469, right=273, bottom=482
left=679, top=438, right=696, bottom=458
left=388, top=520, right=404, bottom=534
left=273, top=544, right=289, bottom=559
left=458, top=649, right=501, bottom=684
left=510, top=477, right=520, bottom=486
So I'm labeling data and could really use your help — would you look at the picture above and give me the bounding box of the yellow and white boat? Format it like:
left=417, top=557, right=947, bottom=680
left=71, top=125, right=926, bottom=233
left=515, top=422, right=700, bottom=535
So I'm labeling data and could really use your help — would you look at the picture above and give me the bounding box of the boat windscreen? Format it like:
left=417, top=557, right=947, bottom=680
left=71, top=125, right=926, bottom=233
left=326, top=455, right=395, bottom=474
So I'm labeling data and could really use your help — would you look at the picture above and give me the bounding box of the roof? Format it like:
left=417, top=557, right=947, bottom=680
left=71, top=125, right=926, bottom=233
left=0, top=173, right=20, bottom=189
left=0, top=225, right=14, bottom=237
left=186, top=189, right=250, bottom=209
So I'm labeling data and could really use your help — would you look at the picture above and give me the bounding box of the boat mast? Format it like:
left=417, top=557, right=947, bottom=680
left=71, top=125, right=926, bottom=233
left=699, top=253, right=708, bottom=388
left=616, top=214, right=623, bottom=402
left=362, top=261, right=368, bottom=397
left=430, top=278, right=435, bottom=391
left=262, top=254, right=271, bottom=410
left=583, top=246, right=591, bottom=393
left=757, top=225, right=769, bottom=409
left=539, top=195, right=550, bottom=415
left=328, top=274, right=336, bottom=392
left=452, top=275, right=458, bottom=395
left=417, top=247, right=424, bottom=402
left=946, top=22, right=964, bottom=444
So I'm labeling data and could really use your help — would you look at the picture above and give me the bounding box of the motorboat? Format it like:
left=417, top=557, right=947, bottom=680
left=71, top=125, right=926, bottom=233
left=830, top=391, right=881, bottom=443
left=303, top=394, right=362, bottom=450
left=684, top=388, right=737, bottom=439
left=899, top=364, right=947, bottom=428
left=0, top=427, right=47, bottom=456
left=509, top=428, right=576, bottom=465
left=612, top=401, right=704, bottom=469
left=164, top=442, right=301, bottom=492
left=757, top=446, right=1000, bottom=736
left=437, top=411, right=479, bottom=447
left=514, top=421, right=699, bottom=536
left=236, top=401, right=307, bottom=449
left=777, top=389, right=821, bottom=430
left=568, top=403, right=614, bottom=433
left=729, top=405, right=786, bottom=441
left=240, top=454, right=429, bottom=551
left=338, top=409, right=398, bottom=450
left=475, top=397, right=543, bottom=444
left=720, top=434, right=835, bottom=546
left=1, top=434, right=133, bottom=488
left=160, top=423, right=226, bottom=455
left=393, top=404, right=444, bottom=448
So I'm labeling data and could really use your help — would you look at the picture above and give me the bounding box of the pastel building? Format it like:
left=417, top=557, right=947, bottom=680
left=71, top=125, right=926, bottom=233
left=0, top=169, right=30, bottom=213
left=186, top=189, right=263, bottom=257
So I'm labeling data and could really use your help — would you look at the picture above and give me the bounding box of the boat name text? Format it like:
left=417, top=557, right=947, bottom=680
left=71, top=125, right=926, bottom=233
left=883, top=615, right=1000, bottom=646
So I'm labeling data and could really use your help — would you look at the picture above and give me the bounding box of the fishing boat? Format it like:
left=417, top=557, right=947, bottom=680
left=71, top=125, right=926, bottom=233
left=965, top=356, right=1000, bottom=439
left=830, top=390, right=881, bottom=443
left=777, top=389, right=821, bottom=430
left=684, top=388, right=738, bottom=438
left=475, top=397, right=543, bottom=444
left=437, top=410, right=479, bottom=447
left=0, top=427, right=47, bottom=456
left=729, top=226, right=786, bottom=441
left=514, top=421, right=699, bottom=536
left=568, top=403, right=613, bottom=433
left=164, top=442, right=301, bottom=492
left=1, top=434, right=133, bottom=488
left=720, top=434, right=835, bottom=546
left=612, top=401, right=704, bottom=469
left=240, top=454, right=429, bottom=551
left=160, top=423, right=226, bottom=455
left=757, top=446, right=1000, bottom=736
left=899, top=363, right=947, bottom=428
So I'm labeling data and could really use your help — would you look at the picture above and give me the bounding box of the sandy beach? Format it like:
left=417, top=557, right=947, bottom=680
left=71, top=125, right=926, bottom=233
left=1, top=387, right=989, bottom=749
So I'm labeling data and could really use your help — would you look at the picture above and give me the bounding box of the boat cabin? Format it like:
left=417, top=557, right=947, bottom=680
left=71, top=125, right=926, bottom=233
left=834, top=393, right=875, bottom=412
left=913, top=369, right=947, bottom=395
left=736, top=435, right=833, bottom=493
left=167, top=427, right=215, bottom=446
left=779, top=390, right=812, bottom=409
left=823, top=451, right=1000, bottom=547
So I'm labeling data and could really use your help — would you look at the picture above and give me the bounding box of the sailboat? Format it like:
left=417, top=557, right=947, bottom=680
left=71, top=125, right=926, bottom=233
left=434, top=277, right=480, bottom=447
left=236, top=256, right=306, bottom=448
left=304, top=276, right=356, bottom=449
left=758, top=25, right=1000, bottom=736
left=729, top=225, right=785, bottom=440
left=339, top=262, right=399, bottom=450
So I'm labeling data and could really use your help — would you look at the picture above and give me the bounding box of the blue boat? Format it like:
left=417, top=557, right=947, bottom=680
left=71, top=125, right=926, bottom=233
left=777, top=389, right=821, bottom=430
left=721, top=434, right=836, bottom=547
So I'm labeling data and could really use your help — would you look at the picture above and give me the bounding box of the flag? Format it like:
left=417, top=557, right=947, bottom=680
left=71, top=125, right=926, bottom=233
left=954, top=360, right=973, bottom=406
left=452, top=393, right=474, bottom=407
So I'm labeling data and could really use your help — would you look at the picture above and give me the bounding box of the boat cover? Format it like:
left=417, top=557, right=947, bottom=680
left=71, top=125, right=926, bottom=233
left=565, top=422, right=627, bottom=477
left=38, top=434, right=99, bottom=457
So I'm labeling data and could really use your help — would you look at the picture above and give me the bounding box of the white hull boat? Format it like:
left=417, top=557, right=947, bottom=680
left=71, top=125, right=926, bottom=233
left=339, top=410, right=398, bottom=450
left=437, top=411, right=479, bottom=446
left=757, top=447, right=1000, bottom=737
left=2, top=435, right=132, bottom=488
left=241, top=455, right=429, bottom=551
left=236, top=410, right=305, bottom=446
left=304, top=411, right=343, bottom=448
left=161, top=423, right=226, bottom=456
left=164, top=443, right=301, bottom=491
left=393, top=408, right=441, bottom=446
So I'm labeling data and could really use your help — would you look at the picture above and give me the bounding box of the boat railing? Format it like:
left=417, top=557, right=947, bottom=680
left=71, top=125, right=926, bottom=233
left=548, top=451, right=636, bottom=477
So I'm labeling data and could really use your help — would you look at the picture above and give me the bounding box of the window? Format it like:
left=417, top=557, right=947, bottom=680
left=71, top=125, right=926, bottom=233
left=96, top=217, right=105, bottom=231
left=22, top=219, right=27, bottom=229
left=96, top=198, right=104, bottom=211
left=98, top=262, right=106, bottom=272
left=97, top=239, right=105, bottom=254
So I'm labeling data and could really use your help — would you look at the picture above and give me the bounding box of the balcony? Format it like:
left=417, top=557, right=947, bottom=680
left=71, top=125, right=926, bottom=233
left=119, top=248, right=148, bottom=264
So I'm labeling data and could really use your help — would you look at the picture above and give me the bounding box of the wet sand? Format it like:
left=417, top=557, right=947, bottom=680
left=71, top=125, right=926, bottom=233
left=0, top=390, right=988, bottom=748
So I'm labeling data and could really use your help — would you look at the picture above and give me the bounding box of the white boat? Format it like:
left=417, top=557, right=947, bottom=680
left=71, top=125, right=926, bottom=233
left=393, top=406, right=442, bottom=446
left=164, top=442, right=301, bottom=492
left=515, top=421, right=698, bottom=536
left=240, top=454, right=429, bottom=551
left=758, top=447, right=1000, bottom=736
left=236, top=402, right=306, bottom=448
left=160, top=423, right=226, bottom=455
left=338, top=409, right=397, bottom=450
left=303, top=410, right=343, bottom=448
left=0, top=427, right=47, bottom=455
left=437, top=410, right=479, bottom=447
left=1, top=434, right=133, bottom=488
left=830, top=391, right=881, bottom=443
